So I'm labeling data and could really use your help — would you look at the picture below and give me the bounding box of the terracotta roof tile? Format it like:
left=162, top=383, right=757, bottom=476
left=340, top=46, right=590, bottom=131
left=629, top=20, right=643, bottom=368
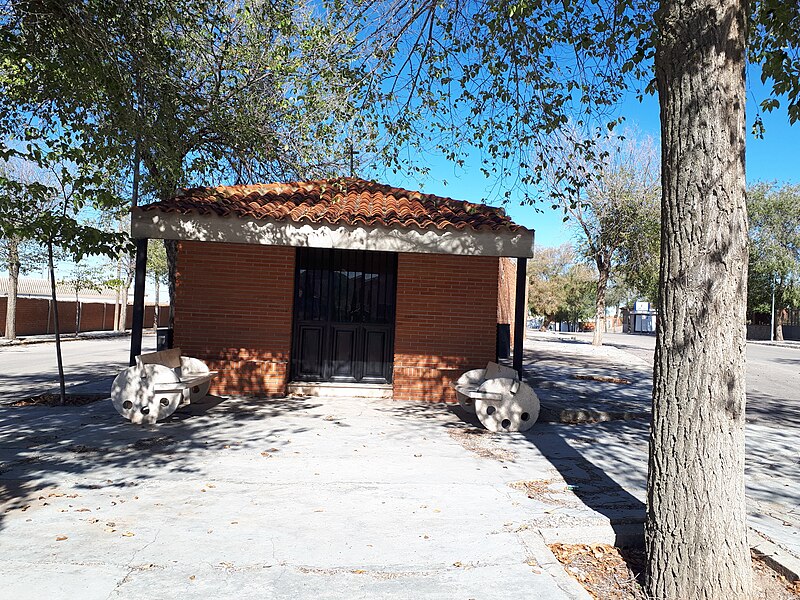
left=138, top=177, right=524, bottom=233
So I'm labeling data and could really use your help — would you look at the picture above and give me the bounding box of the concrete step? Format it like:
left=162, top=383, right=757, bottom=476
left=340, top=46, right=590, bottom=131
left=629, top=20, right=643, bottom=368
left=287, top=381, right=393, bottom=399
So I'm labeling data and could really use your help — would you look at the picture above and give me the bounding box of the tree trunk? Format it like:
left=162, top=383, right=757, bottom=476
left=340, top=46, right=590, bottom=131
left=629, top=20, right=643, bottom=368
left=48, top=239, right=66, bottom=405
left=648, top=0, right=751, bottom=598
left=119, top=285, right=129, bottom=331
left=165, top=239, right=178, bottom=329
left=775, top=301, right=785, bottom=342
left=113, top=254, right=122, bottom=332
left=154, top=277, right=160, bottom=330
left=75, top=294, right=80, bottom=337
left=4, top=235, right=20, bottom=339
left=775, top=310, right=785, bottom=341
left=592, top=265, right=609, bottom=346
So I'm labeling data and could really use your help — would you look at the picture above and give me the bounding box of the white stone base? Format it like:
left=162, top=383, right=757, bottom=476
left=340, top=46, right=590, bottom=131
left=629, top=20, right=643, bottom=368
left=287, top=382, right=393, bottom=399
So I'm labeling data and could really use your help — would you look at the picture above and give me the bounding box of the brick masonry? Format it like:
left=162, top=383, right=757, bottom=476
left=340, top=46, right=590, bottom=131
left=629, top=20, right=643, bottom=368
left=171, top=243, right=518, bottom=402
left=0, top=296, right=167, bottom=337
left=392, top=253, right=502, bottom=403
left=174, top=241, right=295, bottom=397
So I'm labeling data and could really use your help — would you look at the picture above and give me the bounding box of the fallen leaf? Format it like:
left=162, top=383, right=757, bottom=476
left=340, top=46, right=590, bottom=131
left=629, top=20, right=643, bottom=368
left=122, top=532, right=135, bottom=537
left=55, top=535, right=68, bottom=541
left=189, top=575, right=196, bottom=581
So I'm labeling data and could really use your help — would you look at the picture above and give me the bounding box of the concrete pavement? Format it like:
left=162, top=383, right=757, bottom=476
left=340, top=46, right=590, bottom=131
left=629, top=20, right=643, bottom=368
left=0, top=332, right=797, bottom=597
left=523, top=331, right=800, bottom=573
left=0, top=393, right=590, bottom=599
left=0, top=334, right=156, bottom=402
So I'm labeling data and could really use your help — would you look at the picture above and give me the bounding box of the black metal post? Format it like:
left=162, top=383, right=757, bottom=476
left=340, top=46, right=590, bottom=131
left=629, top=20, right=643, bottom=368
left=129, top=238, right=148, bottom=365
left=513, top=257, right=528, bottom=379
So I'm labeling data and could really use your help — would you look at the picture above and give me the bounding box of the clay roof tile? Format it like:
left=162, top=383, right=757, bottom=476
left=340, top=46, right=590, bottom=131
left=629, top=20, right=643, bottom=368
left=140, top=177, right=524, bottom=234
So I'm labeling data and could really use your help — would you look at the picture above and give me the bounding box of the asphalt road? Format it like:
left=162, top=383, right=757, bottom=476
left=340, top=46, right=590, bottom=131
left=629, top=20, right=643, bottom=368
left=571, top=331, right=800, bottom=429
left=0, top=335, right=156, bottom=401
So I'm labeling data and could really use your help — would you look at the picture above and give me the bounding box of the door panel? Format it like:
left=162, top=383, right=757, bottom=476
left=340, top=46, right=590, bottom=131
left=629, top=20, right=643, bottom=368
left=330, top=326, right=357, bottom=380
left=362, top=328, right=389, bottom=382
left=296, top=325, right=324, bottom=380
left=291, top=248, right=397, bottom=383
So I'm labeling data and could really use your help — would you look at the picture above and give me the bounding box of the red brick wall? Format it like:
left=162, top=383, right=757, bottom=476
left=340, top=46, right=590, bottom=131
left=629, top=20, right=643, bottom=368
left=1, top=296, right=168, bottom=336
left=174, top=241, right=295, bottom=396
left=0, top=296, right=50, bottom=335
left=393, top=253, right=500, bottom=403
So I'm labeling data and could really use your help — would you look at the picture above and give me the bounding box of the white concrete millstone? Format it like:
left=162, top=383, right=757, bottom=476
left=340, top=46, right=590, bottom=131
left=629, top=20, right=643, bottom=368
left=475, top=377, right=540, bottom=433
left=455, top=368, right=486, bottom=413
left=455, top=362, right=521, bottom=413
left=111, top=364, right=184, bottom=425
left=180, top=356, right=212, bottom=402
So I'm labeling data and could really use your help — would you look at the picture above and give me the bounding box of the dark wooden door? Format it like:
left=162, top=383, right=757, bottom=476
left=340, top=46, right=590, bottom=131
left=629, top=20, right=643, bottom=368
left=291, top=248, right=397, bottom=383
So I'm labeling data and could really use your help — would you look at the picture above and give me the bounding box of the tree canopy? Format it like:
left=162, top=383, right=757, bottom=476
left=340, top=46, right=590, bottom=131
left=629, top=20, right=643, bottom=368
left=747, top=182, right=800, bottom=337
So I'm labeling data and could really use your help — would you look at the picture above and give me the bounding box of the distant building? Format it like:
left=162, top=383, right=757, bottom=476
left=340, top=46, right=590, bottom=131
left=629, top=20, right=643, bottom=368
left=623, top=301, right=657, bottom=334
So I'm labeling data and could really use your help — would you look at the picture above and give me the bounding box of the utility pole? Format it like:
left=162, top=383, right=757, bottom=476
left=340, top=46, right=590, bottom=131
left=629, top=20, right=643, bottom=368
left=770, top=273, right=776, bottom=342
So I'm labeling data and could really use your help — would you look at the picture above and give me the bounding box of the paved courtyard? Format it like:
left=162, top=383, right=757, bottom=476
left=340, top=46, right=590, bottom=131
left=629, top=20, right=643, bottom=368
left=0, top=333, right=797, bottom=597
left=0, top=393, right=596, bottom=599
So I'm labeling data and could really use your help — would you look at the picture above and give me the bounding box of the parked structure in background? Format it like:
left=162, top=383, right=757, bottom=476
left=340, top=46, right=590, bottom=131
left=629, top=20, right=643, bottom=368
left=622, top=301, right=658, bottom=334
left=0, top=277, right=168, bottom=337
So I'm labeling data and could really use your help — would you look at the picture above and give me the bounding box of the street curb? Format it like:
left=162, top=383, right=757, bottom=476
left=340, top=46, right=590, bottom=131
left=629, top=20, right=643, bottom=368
left=537, top=522, right=800, bottom=585
left=0, top=331, right=146, bottom=347
left=515, top=529, right=594, bottom=600
left=539, top=403, right=650, bottom=424
left=750, top=529, right=800, bottom=584
left=747, top=340, right=800, bottom=350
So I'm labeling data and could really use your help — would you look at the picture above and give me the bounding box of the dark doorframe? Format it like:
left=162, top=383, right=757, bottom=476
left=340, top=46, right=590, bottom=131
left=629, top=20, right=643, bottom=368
left=291, top=248, right=397, bottom=384
left=129, top=238, right=148, bottom=365
left=513, top=257, right=527, bottom=378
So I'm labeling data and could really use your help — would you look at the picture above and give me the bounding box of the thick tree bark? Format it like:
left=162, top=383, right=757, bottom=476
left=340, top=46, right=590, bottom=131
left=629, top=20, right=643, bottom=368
left=593, top=263, right=609, bottom=346
left=647, top=0, right=751, bottom=598
left=4, top=236, right=20, bottom=340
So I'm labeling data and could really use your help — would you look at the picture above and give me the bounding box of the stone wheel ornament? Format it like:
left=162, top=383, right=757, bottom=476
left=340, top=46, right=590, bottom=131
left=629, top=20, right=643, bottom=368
left=474, top=377, right=540, bottom=433
left=454, top=368, right=487, bottom=414
left=180, top=356, right=211, bottom=402
left=111, top=364, right=184, bottom=425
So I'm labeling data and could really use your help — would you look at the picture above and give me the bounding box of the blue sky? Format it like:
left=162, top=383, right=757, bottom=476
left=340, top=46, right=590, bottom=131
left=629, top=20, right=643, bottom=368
left=367, top=77, right=800, bottom=250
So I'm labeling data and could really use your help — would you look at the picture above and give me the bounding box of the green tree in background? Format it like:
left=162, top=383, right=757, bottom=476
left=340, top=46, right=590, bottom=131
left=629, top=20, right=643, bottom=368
left=549, top=132, right=660, bottom=346
left=1, top=0, right=369, bottom=316
left=60, top=262, right=105, bottom=336
left=147, top=239, right=169, bottom=329
left=528, top=245, right=599, bottom=330
left=748, top=182, right=800, bottom=340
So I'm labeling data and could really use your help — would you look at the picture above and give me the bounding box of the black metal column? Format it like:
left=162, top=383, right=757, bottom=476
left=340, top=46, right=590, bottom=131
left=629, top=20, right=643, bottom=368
left=512, top=257, right=528, bottom=378
left=129, top=238, right=148, bottom=366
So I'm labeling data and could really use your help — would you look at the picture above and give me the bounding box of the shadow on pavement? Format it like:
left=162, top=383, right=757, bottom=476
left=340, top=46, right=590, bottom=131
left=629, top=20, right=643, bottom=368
left=0, top=395, right=321, bottom=532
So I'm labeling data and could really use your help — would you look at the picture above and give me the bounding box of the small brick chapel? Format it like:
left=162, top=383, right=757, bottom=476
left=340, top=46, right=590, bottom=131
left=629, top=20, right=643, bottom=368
left=130, top=177, right=534, bottom=402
